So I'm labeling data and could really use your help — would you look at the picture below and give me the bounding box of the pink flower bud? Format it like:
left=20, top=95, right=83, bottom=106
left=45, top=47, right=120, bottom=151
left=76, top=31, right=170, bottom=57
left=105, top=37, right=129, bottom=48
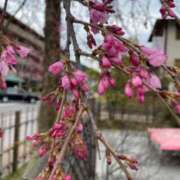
left=132, top=76, right=142, bottom=87
left=100, top=56, right=111, bottom=68
left=168, top=9, right=175, bottom=17
left=76, top=123, right=83, bottom=133
left=141, top=47, right=166, bottom=67
left=175, top=104, right=180, bottom=114
left=130, top=52, right=139, bottom=66
left=38, top=145, right=48, bottom=157
left=1, top=46, right=17, bottom=65
left=98, top=80, right=106, bottom=95
left=0, top=61, right=9, bottom=77
left=148, top=74, right=161, bottom=89
left=16, top=45, right=31, bottom=58
left=48, top=61, right=64, bottom=75
left=61, top=75, right=71, bottom=90
left=110, top=57, right=122, bottom=65
left=72, top=89, right=80, bottom=98
left=124, top=83, right=133, bottom=97
left=73, top=70, right=87, bottom=83
left=63, top=175, right=72, bottom=180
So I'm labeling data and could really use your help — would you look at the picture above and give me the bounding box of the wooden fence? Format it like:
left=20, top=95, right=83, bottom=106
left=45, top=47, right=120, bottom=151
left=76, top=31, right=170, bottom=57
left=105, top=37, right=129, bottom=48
left=0, top=104, right=39, bottom=178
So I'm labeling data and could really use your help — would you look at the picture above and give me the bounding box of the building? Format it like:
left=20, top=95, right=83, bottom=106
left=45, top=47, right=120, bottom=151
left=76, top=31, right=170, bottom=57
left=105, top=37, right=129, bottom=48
left=0, top=9, right=44, bottom=89
left=149, top=19, right=180, bottom=67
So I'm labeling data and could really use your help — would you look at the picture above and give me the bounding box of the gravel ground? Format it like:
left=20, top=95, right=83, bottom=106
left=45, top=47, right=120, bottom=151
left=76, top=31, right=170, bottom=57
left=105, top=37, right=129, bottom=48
left=96, top=130, right=180, bottom=180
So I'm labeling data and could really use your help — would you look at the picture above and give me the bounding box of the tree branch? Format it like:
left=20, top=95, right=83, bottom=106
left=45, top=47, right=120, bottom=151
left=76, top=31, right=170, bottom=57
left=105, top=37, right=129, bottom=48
left=4, top=0, right=27, bottom=31
left=86, top=108, right=133, bottom=180
left=48, top=105, right=85, bottom=179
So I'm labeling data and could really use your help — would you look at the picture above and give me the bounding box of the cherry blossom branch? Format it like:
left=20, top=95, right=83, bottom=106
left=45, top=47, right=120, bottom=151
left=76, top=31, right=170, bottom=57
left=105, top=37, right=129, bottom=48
left=86, top=108, right=133, bottom=180
left=48, top=105, right=85, bottom=179
left=79, top=50, right=180, bottom=124
left=160, top=0, right=180, bottom=25
left=64, top=0, right=71, bottom=57
left=73, top=17, right=180, bottom=83
left=55, top=90, right=66, bottom=122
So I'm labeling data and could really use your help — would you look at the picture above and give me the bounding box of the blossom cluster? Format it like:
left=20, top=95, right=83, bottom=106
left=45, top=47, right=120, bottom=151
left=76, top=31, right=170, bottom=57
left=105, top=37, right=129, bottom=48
left=87, top=21, right=180, bottom=114
left=48, top=61, right=89, bottom=99
left=0, top=44, right=30, bottom=89
left=160, top=0, right=176, bottom=18
left=89, top=0, right=114, bottom=33
left=27, top=100, right=87, bottom=179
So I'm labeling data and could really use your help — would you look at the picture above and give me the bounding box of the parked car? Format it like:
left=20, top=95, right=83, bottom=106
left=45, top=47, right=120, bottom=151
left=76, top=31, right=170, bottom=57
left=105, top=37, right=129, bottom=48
left=0, top=87, right=39, bottom=103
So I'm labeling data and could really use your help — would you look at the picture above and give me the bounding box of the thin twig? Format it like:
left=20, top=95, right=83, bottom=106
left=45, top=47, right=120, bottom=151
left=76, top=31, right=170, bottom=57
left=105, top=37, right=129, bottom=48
left=64, top=0, right=71, bottom=58
left=0, top=0, right=8, bottom=31
left=55, top=90, right=66, bottom=122
left=4, top=0, right=27, bottom=31
left=86, top=108, right=133, bottom=180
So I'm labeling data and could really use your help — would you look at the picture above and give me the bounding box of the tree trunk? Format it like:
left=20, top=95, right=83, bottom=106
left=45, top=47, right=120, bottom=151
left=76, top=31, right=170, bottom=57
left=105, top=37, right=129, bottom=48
left=38, top=0, right=61, bottom=132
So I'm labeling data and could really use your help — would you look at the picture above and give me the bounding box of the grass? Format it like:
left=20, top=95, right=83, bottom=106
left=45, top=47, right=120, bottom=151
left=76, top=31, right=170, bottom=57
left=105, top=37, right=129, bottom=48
left=3, top=165, right=27, bottom=180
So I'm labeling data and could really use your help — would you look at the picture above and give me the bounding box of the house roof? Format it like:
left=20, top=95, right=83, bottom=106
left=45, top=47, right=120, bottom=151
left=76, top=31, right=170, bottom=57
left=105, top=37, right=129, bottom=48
left=148, top=128, right=180, bottom=151
left=0, top=8, right=44, bottom=41
left=148, top=19, right=179, bottom=42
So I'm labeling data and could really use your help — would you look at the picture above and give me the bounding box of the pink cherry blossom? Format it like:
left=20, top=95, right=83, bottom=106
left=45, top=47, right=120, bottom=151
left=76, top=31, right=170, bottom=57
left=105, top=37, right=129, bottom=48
left=90, top=8, right=107, bottom=25
left=98, top=79, right=106, bottom=95
left=38, top=145, right=48, bottom=157
left=107, top=25, right=125, bottom=36
left=0, top=76, right=7, bottom=89
left=48, top=61, right=64, bottom=75
left=16, top=45, right=31, bottom=58
left=148, top=74, right=161, bottom=89
left=49, top=122, right=66, bottom=138
left=124, top=83, right=133, bottom=97
left=63, top=175, right=72, bottom=180
left=141, top=47, right=166, bottom=67
left=0, top=61, right=9, bottom=77
left=61, top=75, right=71, bottom=90
left=1, top=46, right=17, bottom=65
left=81, top=83, right=89, bottom=92
left=100, top=56, right=112, bottom=68
left=26, top=133, right=41, bottom=146
left=110, top=57, right=122, bottom=65
left=63, top=105, right=76, bottom=118
left=73, top=70, right=87, bottom=83
left=102, top=35, right=127, bottom=58
left=98, top=73, right=115, bottom=95
left=136, top=87, right=145, bottom=103
left=72, top=89, right=80, bottom=98
left=175, top=104, right=180, bottom=114
left=76, top=123, right=83, bottom=133
left=130, top=52, right=139, bottom=66
left=131, top=76, right=142, bottom=87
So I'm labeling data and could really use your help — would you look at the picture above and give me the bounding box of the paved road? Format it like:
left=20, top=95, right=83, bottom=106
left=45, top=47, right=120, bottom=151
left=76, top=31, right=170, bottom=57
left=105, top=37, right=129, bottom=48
left=96, top=130, right=180, bottom=180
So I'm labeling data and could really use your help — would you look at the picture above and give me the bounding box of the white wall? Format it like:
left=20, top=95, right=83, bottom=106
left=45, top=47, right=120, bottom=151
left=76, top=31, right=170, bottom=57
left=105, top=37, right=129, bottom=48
left=152, top=22, right=180, bottom=66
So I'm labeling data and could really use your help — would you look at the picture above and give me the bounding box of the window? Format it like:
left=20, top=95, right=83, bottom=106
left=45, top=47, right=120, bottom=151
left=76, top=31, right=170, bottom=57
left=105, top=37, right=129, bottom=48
left=175, top=59, right=180, bottom=67
left=176, top=24, right=180, bottom=40
left=155, top=27, right=163, bottom=36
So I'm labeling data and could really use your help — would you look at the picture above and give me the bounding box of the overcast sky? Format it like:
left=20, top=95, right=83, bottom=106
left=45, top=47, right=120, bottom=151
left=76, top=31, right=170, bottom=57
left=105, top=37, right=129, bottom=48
left=0, top=0, right=179, bottom=43
left=0, top=0, right=179, bottom=69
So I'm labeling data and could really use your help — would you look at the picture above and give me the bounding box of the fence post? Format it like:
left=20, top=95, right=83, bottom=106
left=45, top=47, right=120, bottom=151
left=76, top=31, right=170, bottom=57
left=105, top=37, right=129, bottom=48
left=13, top=111, right=20, bottom=172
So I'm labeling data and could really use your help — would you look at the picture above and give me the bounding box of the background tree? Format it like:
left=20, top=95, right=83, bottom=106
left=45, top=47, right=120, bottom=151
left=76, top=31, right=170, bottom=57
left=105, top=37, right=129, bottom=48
left=38, top=0, right=61, bottom=132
